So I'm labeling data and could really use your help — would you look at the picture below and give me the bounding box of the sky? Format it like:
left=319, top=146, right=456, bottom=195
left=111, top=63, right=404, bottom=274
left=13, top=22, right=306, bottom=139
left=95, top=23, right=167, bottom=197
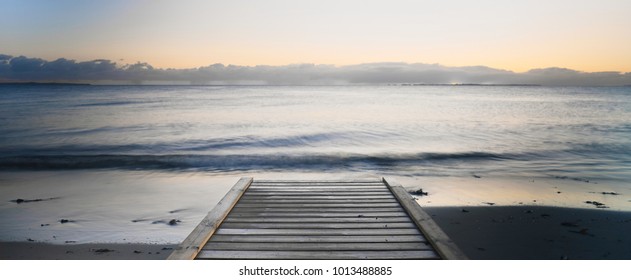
left=1, top=0, right=631, bottom=85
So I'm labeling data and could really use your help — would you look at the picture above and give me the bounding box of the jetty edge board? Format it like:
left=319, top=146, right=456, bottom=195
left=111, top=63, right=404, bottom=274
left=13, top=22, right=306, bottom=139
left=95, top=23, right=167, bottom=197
left=168, top=177, right=466, bottom=260
left=382, top=177, right=468, bottom=260
left=167, top=177, right=253, bottom=260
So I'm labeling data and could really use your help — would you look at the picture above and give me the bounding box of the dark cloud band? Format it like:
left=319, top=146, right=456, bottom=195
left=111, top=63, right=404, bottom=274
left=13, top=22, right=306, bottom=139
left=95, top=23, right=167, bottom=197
left=1, top=54, right=629, bottom=86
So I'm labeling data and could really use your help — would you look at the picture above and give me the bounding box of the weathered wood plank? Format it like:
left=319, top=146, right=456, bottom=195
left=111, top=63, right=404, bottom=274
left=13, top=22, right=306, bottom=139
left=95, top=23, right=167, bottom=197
left=216, top=228, right=421, bottom=235
left=383, top=177, right=467, bottom=260
left=209, top=235, right=427, bottom=243
left=234, top=203, right=401, bottom=208
left=252, top=182, right=383, bottom=187
left=248, top=186, right=386, bottom=190
left=196, top=250, right=439, bottom=259
left=220, top=222, right=417, bottom=229
left=238, top=198, right=399, bottom=204
left=241, top=194, right=395, bottom=199
left=226, top=212, right=410, bottom=218
left=248, top=189, right=392, bottom=196
left=230, top=207, right=404, bottom=213
left=252, top=180, right=383, bottom=184
left=242, top=194, right=394, bottom=198
left=167, top=177, right=253, bottom=260
left=224, top=217, right=412, bottom=223
left=203, top=242, right=431, bottom=251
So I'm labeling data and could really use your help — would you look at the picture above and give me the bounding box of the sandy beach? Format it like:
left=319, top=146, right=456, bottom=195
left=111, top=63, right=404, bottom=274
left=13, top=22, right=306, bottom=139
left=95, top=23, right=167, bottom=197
left=0, top=242, right=175, bottom=260
left=2, top=180, right=630, bottom=260
left=426, top=206, right=631, bottom=260
left=2, top=205, right=630, bottom=260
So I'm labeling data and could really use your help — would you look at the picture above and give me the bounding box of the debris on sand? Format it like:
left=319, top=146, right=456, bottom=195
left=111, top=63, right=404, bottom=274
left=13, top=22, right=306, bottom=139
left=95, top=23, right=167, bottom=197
left=585, top=201, right=609, bottom=208
left=92, top=248, right=115, bottom=253
left=589, top=191, right=620, bottom=196
left=151, top=219, right=182, bottom=225
left=59, top=219, right=75, bottom=224
left=482, top=202, right=495, bottom=206
left=11, top=197, right=59, bottom=204
left=472, top=174, right=481, bottom=179
left=553, top=175, right=591, bottom=183
left=409, top=189, right=428, bottom=196
left=569, top=228, right=595, bottom=237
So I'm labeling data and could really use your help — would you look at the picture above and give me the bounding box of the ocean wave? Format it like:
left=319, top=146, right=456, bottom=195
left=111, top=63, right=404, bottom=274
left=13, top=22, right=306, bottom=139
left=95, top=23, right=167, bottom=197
left=73, top=101, right=154, bottom=107
left=0, top=152, right=519, bottom=171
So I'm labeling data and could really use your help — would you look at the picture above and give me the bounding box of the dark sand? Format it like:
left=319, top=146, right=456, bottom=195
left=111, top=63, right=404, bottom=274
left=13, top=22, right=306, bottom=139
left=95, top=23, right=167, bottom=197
left=425, top=206, right=631, bottom=260
left=0, top=242, right=176, bottom=260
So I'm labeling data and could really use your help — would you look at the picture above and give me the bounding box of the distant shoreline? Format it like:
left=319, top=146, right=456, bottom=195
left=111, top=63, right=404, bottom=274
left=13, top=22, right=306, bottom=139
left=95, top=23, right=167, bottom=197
left=0, top=82, right=91, bottom=86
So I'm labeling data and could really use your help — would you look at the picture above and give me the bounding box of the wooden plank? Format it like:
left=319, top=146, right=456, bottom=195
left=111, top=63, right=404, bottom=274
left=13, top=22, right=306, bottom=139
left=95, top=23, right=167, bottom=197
left=248, top=189, right=392, bottom=196
left=216, top=228, right=421, bottom=235
left=246, top=188, right=387, bottom=192
left=241, top=193, right=395, bottom=200
left=383, top=177, right=467, bottom=260
left=219, top=222, right=417, bottom=229
left=209, top=235, right=427, bottom=243
left=196, top=250, right=439, bottom=259
left=230, top=207, right=404, bottom=213
left=203, top=242, right=431, bottom=251
left=167, top=177, right=253, bottom=260
left=223, top=217, right=412, bottom=223
left=226, top=212, right=410, bottom=218
left=254, top=179, right=382, bottom=181
left=242, top=193, right=394, bottom=199
left=248, top=186, right=386, bottom=190
left=250, top=182, right=385, bottom=186
left=237, top=198, right=399, bottom=204
left=233, top=203, right=401, bottom=208
left=253, top=180, right=383, bottom=184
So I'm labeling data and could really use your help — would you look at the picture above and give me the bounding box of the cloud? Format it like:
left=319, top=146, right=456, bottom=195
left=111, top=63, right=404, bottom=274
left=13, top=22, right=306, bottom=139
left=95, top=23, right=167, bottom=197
left=1, top=54, right=630, bottom=86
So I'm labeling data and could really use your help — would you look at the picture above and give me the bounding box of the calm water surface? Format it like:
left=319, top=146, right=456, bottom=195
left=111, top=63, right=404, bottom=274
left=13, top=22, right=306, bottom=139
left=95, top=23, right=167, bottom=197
left=1, top=84, right=630, bottom=180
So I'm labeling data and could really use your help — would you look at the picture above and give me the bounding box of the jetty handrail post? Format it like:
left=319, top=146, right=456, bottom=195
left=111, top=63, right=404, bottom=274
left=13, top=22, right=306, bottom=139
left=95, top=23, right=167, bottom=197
left=382, top=177, right=468, bottom=260
left=167, top=177, right=253, bottom=260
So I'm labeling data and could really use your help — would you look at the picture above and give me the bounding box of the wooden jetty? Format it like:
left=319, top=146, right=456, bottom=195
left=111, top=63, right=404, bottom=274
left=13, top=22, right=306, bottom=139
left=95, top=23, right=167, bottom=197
left=168, top=177, right=466, bottom=260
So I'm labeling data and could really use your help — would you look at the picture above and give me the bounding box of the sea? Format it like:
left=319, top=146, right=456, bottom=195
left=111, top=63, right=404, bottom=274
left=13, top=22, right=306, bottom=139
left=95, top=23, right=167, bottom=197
left=1, top=84, right=630, bottom=243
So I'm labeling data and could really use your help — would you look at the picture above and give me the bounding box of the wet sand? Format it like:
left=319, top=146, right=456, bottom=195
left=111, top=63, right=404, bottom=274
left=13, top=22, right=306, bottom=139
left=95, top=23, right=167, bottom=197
left=0, top=242, right=175, bottom=260
left=425, top=206, right=631, bottom=259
